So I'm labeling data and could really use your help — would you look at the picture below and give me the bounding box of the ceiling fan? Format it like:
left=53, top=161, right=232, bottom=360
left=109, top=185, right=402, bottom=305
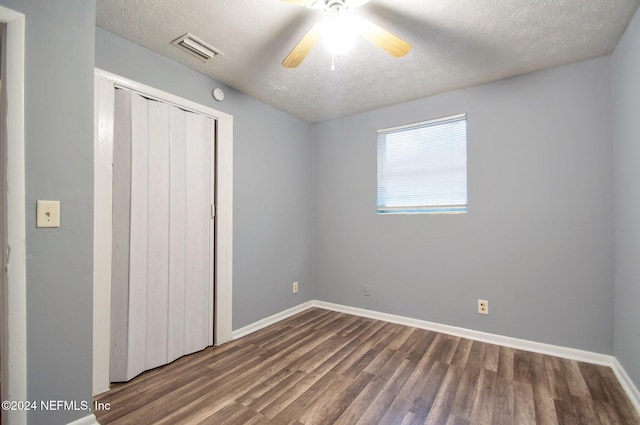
left=281, top=0, right=412, bottom=68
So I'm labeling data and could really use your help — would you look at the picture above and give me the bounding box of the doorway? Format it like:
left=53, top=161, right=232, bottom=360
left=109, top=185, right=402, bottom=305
left=0, top=5, right=26, bottom=425
left=93, top=70, right=233, bottom=395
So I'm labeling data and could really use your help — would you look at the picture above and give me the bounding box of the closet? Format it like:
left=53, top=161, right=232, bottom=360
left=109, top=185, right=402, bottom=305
left=109, top=88, right=215, bottom=382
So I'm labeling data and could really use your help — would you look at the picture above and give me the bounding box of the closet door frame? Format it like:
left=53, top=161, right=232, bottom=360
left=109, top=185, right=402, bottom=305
left=93, top=68, right=233, bottom=395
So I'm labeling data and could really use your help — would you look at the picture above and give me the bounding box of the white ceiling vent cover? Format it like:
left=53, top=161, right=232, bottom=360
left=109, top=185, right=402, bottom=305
left=171, top=33, right=222, bottom=61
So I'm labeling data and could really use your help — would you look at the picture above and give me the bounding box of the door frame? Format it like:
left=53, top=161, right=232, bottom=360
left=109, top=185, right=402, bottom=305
left=93, top=69, right=233, bottom=395
left=0, top=5, right=26, bottom=425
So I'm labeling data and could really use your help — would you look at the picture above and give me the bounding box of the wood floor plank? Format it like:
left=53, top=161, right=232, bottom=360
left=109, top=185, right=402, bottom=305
left=94, top=309, right=640, bottom=425
left=267, top=371, right=352, bottom=423
left=513, top=380, right=536, bottom=424
left=483, top=343, right=501, bottom=372
left=362, top=347, right=396, bottom=376
left=497, top=346, right=515, bottom=381
left=339, top=317, right=378, bottom=340
left=298, top=372, right=371, bottom=425
left=258, top=371, right=326, bottom=420
left=579, top=362, right=640, bottom=424
left=466, top=340, right=486, bottom=370
left=312, top=312, right=350, bottom=332
left=469, top=368, right=498, bottom=425
left=514, top=350, right=534, bottom=386
left=593, top=399, right=625, bottom=425
left=491, top=376, right=515, bottom=425
left=445, top=415, right=471, bottom=425
left=555, top=398, right=583, bottom=425
left=237, top=369, right=304, bottom=409
left=342, top=348, right=380, bottom=379
left=385, top=324, right=414, bottom=351
left=404, top=360, right=450, bottom=425
left=399, top=327, right=437, bottom=362
left=254, top=325, right=319, bottom=356
left=450, top=365, right=482, bottom=420
left=530, top=352, right=559, bottom=425
left=421, top=333, right=456, bottom=368
left=545, top=355, right=573, bottom=402
left=425, top=365, right=464, bottom=425
left=336, top=316, right=368, bottom=336
left=377, top=358, right=446, bottom=425
left=288, top=308, right=331, bottom=327
left=330, top=329, right=386, bottom=375
left=332, top=376, right=387, bottom=425
left=562, top=358, right=591, bottom=398
left=351, top=358, right=416, bottom=425
left=289, top=334, right=351, bottom=374
left=571, top=395, right=604, bottom=425
left=97, top=341, right=249, bottom=407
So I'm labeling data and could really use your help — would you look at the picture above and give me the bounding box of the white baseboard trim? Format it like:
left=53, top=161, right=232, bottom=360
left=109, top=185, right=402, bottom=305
left=612, top=358, right=640, bottom=414
left=68, top=413, right=100, bottom=425
left=231, top=300, right=315, bottom=340
left=231, top=299, right=640, bottom=416
left=313, top=301, right=615, bottom=366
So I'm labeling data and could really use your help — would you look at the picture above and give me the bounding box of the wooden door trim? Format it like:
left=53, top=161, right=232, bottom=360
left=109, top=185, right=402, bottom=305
left=0, top=6, right=27, bottom=425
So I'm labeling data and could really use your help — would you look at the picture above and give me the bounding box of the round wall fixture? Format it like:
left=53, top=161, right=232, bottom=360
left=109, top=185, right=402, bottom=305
left=212, top=88, right=225, bottom=102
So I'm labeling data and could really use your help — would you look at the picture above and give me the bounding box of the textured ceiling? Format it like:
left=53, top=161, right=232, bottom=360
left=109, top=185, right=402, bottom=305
left=96, top=0, right=639, bottom=123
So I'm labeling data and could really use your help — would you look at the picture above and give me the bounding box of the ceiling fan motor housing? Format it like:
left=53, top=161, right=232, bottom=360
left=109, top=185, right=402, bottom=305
left=325, top=1, right=348, bottom=8
left=317, top=0, right=349, bottom=14
left=281, top=0, right=410, bottom=68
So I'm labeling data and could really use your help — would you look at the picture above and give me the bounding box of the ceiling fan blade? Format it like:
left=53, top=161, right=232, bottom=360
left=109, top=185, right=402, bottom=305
left=354, top=16, right=411, bottom=58
left=282, top=23, right=323, bottom=68
left=280, top=0, right=318, bottom=8
left=349, top=0, right=373, bottom=8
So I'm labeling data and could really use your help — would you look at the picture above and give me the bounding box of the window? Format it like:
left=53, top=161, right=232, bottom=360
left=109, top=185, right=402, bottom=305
left=377, top=114, right=467, bottom=214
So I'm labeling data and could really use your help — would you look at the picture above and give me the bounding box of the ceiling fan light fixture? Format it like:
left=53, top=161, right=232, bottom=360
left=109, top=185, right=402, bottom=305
left=323, top=15, right=356, bottom=55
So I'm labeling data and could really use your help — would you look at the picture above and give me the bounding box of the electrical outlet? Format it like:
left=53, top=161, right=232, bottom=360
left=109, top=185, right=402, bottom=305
left=363, top=285, right=371, bottom=296
left=293, top=281, right=299, bottom=294
left=478, top=299, right=489, bottom=315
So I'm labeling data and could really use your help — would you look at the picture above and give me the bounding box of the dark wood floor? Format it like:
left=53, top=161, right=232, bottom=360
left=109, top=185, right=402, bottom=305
left=94, top=308, right=639, bottom=425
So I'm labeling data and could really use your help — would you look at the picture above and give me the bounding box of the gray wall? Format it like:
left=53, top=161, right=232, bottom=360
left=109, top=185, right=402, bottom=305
left=312, top=57, right=615, bottom=354
left=95, top=28, right=314, bottom=330
left=0, top=1, right=96, bottom=424
left=612, top=8, right=640, bottom=389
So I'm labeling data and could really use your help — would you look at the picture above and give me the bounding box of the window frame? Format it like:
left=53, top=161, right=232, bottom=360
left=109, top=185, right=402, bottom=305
left=376, top=113, right=468, bottom=215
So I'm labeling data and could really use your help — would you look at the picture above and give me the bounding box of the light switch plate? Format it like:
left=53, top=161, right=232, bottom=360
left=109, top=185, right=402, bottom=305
left=37, top=200, right=60, bottom=228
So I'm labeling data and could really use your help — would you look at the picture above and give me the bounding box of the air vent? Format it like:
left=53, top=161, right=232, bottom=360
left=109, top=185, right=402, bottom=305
left=171, top=33, right=222, bottom=61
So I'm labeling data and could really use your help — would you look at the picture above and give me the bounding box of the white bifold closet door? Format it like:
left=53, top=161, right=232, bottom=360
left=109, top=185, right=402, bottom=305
left=110, top=88, right=215, bottom=382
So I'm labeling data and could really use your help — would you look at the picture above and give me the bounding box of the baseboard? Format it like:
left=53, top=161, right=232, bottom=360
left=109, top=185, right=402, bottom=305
left=92, top=386, right=110, bottom=397
left=612, top=358, right=640, bottom=414
left=313, top=301, right=615, bottom=366
left=231, top=300, right=315, bottom=339
left=68, top=413, right=100, bottom=425
left=231, top=299, right=639, bottom=416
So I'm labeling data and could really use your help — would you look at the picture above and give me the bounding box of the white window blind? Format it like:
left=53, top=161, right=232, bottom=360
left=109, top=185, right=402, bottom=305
left=377, top=114, right=467, bottom=214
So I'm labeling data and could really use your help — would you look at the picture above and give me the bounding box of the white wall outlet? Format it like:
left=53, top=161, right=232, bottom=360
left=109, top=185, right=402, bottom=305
left=363, top=285, right=371, bottom=296
left=292, top=281, right=299, bottom=294
left=478, top=299, right=489, bottom=315
left=36, top=200, right=61, bottom=228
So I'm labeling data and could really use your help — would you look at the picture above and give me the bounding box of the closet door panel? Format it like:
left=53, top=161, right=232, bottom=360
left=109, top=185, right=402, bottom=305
left=168, top=107, right=187, bottom=363
left=146, top=100, right=171, bottom=370
left=184, top=112, right=212, bottom=353
left=208, top=120, right=216, bottom=346
left=110, top=88, right=132, bottom=382
left=109, top=88, right=216, bottom=381
left=127, top=93, right=149, bottom=379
